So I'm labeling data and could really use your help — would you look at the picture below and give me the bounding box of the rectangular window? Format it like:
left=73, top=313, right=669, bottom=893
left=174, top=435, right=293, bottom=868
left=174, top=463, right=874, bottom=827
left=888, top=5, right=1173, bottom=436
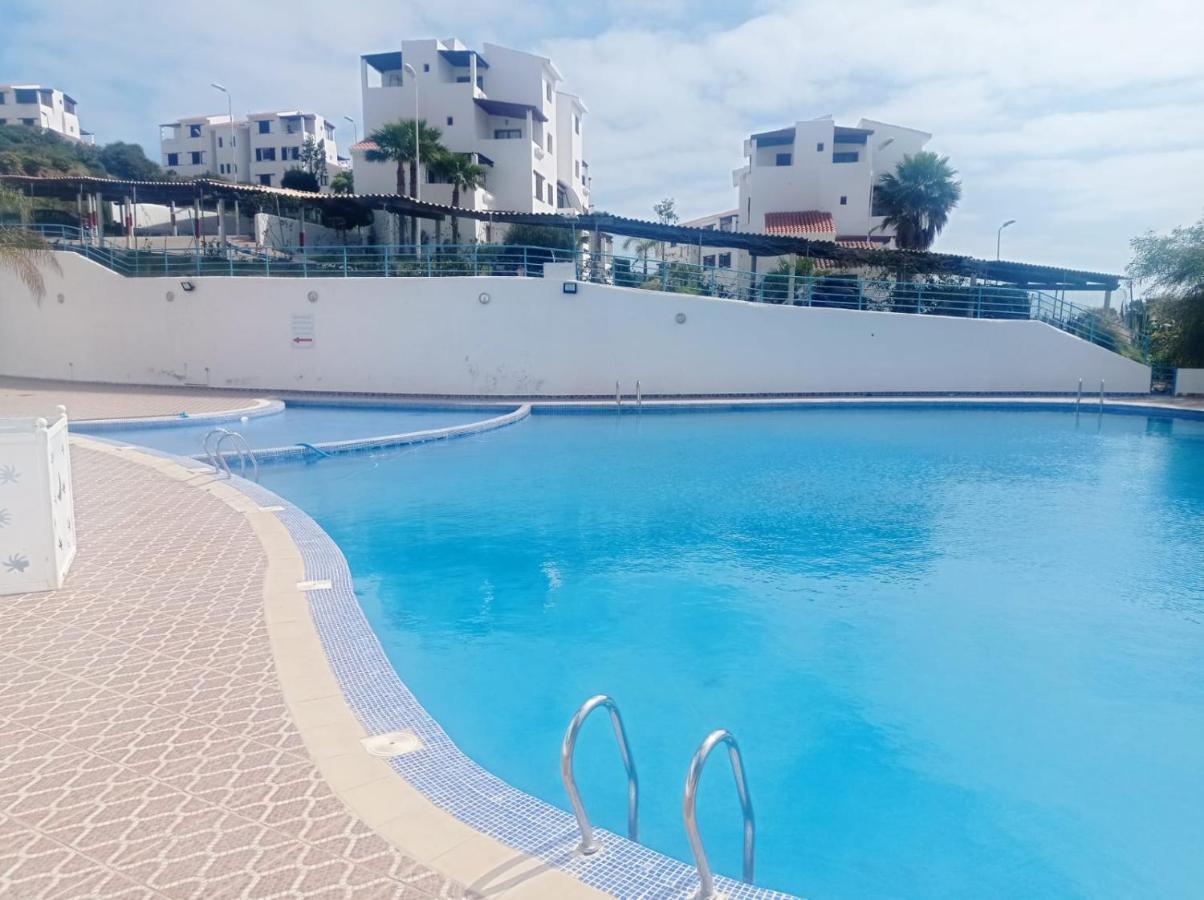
left=547, top=135, right=553, bottom=153
left=775, top=152, right=792, bottom=166
left=189, top=124, right=202, bottom=138
left=494, top=128, right=521, bottom=139
left=456, top=75, right=470, bottom=83
left=574, top=115, right=580, bottom=135
left=190, top=151, right=203, bottom=165
left=547, top=183, right=553, bottom=204
left=816, top=142, right=824, bottom=152
left=218, top=136, right=223, bottom=147
left=0, top=93, right=6, bottom=104
left=832, top=151, right=859, bottom=163
left=546, top=82, right=552, bottom=102
left=255, top=147, right=277, bottom=161
left=423, top=63, right=430, bottom=72
left=258, top=174, right=272, bottom=185
left=574, top=160, right=580, bottom=178
left=21, top=118, right=36, bottom=126
left=718, top=253, right=732, bottom=268
left=534, top=172, right=544, bottom=200
left=446, top=116, right=453, bottom=126
left=703, top=255, right=716, bottom=267
left=258, top=120, right=271, bottom=134
left=166, top=153, right=179, bottom=166
left=15, top=89, right=37, bottom=104
left=839, top=195, right=847, bottom=205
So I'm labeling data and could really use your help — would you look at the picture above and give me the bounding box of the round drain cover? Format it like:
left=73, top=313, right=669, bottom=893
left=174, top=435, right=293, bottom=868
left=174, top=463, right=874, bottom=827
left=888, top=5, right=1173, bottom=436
left=361, top=731, right=424, bottom=758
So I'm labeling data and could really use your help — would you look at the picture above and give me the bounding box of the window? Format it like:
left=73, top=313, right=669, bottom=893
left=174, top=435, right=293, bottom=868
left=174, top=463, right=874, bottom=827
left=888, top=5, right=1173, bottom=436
left=534, top=172, right=545, bottom=201
left=547, top=135, right=553, bottom=153
left=832, top=151, right=859, bottom=163
left=574, top=160, right=580, bottom=178
left=718, top=253, right=731, bottom=268
left=15, top=89, right=37, bottom=104
left=0, top=119, right=6, bottom=125
left=816, top=142, right=824, bottom=152
left=218, top=136, right=223, bottom=147
left=547, top=183, right=553, bottom=204
left=258, top=120, right=271, bottom=134
left=0, top=93, right=6, bottom=104
left=703, top=254, right=716, bottom=267
left=190, top=151, right=203, bottom=165
left=258, top=174, right=272, bottom=186
left=775, top=152, right=792, bottom=166
left=21, top=118, right=36, bottom=126
left=189, top=124, right=202, bottom=138
left=494, top=128, right=521, bottom=140
left=446, top=116, right=453, bottom=126
left=574, top=115, right=580, bottom=135
left=839, top=195, right=847, bottom=205
left=423, top=63, right=430, bottom=72
left=456, top=75, right=470, bottom=83
left=545, top=82, right=552, bottom=102
left=255, top=147, right=276, bottom=161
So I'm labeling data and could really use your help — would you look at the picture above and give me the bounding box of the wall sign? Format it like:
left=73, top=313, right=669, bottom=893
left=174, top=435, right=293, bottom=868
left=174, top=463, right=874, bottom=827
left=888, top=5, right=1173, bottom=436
left=291, top=313, right=315, bottom=348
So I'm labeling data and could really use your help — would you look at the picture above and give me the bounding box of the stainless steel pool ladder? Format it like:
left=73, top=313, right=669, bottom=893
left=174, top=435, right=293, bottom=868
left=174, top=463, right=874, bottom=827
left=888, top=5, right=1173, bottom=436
left=560, top=695, right=639, bottom=855
left=202, top=428, right=259, bottom=481
left=684, top=729, right=756, bottom=900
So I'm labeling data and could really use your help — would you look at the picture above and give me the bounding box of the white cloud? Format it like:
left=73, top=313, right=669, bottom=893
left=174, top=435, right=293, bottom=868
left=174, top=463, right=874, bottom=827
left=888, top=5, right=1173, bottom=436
left=4, top=0, right=1203, bottom=276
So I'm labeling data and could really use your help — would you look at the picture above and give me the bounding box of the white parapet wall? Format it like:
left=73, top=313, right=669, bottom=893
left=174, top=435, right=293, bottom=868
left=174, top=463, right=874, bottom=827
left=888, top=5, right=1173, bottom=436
left=0, top=251, right=1152, bottom=395
left=1175, top=368, right=1204, bottom=396
left=0, top=410, right=77, bottom=595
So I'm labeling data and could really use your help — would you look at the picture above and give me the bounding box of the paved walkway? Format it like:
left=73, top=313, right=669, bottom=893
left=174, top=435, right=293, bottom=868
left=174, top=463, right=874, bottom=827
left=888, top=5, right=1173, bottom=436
left=0, top=443, right=467, bottom=899
left=0, top=377, right=265, bottom=421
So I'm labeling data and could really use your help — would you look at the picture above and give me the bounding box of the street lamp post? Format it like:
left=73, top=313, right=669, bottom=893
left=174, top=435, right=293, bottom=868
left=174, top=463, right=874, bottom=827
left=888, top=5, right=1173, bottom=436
left=996, top=219, right=1016, bottom=260
left=343, top=115, right=358, bottom=146
left=210, top=83, right=235, bottom=179
left=401, top=63, right=420, bottom=201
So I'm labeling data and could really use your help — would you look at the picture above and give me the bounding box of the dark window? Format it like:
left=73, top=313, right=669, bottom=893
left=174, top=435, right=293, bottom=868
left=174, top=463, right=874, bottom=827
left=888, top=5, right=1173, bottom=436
left=546, top=82, right=552, bottom=102
left=547, top=135, right=553, bottom=152
left=477, top=75, right=484, bottom=89
left=494, top=128, right=521, bottom=139
left=816, top=142, right=824, bottom=151
left=189, top=151, right=202, bottom=165
left=189, top=124, right=202, bottom=138
left=574, top=115, right=580, bottom=135
left=547, top=183, right=553, bottom=204
left=839, top=195, right=847, bottom=205
left=21, top=118, right=36, bottom=126
left=832, top=151, right=859, bottom=163
left=258, top=174, right=272, bottom=185
left=0, top=93, right=6, bottom=104
left=423, top=63, right=430, bottom=72
left=456, top=76, right=470, bottom=83
left=15, top=89, right=38, bottom=104
left=534, top=172, right=544, bottom=201
left=64, top=98, right=76, bottom=113
left=218, top=136, right=223, bottom=147
left=258, top=119, right=271, bottom=134
left=255, top=147, right=276, bottom=161
left=775, top=152, right=792, bottom=166
left=166, top=152, right=179, bottom=166
left=446, top=116, right=453, bottom=126
left=703, top=254, right=716, bottom=267
left=718, top=252, right=731, bottom=268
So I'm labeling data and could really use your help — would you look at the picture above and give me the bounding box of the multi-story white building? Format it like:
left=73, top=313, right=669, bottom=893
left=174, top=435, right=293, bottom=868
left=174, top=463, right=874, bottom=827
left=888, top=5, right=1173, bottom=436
left=0, top=84, right=91, bottom=142
left=352, top=38, right=590, bottom=241
left=160, top=111, right=341, bottom=189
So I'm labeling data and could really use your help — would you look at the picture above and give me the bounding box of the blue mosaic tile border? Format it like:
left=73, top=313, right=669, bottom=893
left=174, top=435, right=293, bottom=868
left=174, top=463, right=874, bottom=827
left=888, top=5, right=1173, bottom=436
left=75, top=398, right=285, bottom=431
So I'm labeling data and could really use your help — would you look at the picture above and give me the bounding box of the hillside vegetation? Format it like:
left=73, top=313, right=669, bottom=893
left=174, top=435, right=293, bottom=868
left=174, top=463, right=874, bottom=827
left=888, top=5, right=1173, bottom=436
left=0, top=124, right=163, bottom=180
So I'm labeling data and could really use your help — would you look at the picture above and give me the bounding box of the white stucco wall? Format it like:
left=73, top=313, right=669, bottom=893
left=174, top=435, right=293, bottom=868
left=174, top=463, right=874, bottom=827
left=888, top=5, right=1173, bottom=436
left=0, top=252, right=1151, bottom=396
left=1175, top=368, right=1204, bottom=396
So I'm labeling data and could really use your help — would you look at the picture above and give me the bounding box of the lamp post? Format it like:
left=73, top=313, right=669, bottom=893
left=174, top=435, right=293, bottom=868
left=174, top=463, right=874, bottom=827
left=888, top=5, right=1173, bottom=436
left=996, top=219, right=1016, bottom=260
left=210, top=83, right=235, bottom=179
left=402, top=62, right=421, bottom=200
left=343, top=115, right=357, bottom=146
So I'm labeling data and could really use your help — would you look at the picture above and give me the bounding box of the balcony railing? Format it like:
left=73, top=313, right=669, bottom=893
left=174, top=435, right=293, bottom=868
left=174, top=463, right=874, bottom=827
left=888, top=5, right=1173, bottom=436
left=26, top=225, right=1133, bottom=356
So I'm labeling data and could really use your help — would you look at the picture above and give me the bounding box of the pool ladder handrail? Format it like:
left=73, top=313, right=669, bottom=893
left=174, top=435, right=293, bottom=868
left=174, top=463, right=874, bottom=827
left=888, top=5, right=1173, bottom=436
left=203, top=428, right=259, bottom=481
left=560, top=694, right=639, bottom=855
left=683, top=729, right=755, bottom=900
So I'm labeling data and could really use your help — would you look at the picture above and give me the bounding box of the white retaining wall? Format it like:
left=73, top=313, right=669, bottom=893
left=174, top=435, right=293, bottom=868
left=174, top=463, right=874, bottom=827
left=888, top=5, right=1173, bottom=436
left=1176, top=368, right=1204, bottom=396
left=0, top=251, right=1151, bottom=395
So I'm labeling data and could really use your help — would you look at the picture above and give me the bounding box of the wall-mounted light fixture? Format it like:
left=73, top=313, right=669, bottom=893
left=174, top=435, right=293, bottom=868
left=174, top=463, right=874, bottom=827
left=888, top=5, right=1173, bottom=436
left=180, top=280, right=196, bottom=292
left=562, top=282, right=578, bottom=294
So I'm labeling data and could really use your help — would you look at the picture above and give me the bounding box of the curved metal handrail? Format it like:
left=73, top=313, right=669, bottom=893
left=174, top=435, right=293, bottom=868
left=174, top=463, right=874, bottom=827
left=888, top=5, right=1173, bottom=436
left=214, top=430, right=259, bottom=481
left=560, top=694, right=639, bottom=855
left=683, top=729, right=755, bottom=899
left=202, top=427, right=232, bottom=471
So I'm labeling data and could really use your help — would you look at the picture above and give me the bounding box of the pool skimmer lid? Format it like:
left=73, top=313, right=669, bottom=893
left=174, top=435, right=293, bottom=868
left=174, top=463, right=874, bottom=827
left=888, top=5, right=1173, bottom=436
left=296, top=579, right=332, bottom=591
left=362, top=731, right=424, bottom=758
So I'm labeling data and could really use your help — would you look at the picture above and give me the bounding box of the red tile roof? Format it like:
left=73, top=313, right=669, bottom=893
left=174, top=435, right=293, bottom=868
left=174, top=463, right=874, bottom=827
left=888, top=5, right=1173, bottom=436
left=763, top=211, right=835, bottom=236
left=349, top=139, right=379, bottom=152
left=835, top=239, right=880, bottom=250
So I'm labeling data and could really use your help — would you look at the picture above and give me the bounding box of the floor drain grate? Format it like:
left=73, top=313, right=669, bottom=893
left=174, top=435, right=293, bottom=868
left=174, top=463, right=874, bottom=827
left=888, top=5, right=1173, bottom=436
left=361, top=731, right=425, bottom=758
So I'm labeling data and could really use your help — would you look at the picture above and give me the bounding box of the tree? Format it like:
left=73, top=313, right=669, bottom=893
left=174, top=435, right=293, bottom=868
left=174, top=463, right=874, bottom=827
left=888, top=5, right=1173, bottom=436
left=364, top=122, right=411, bottom=195
left=0, top=185, right=59, bottom=299
left=622, top=237, right=657, bottom=277
left=500, top=224, right=580, bottom=276
left=872, top=152, right=962, bottom=251
left=1128, top=216, right=1204, bottom=365
left=319, top=198, right=373, bottom=239
left=97, top=141, right=162, bottom=180
left=300, top=137, right=328, bottom=186
left=330, top=169, right=354, bottom=195
left=652, top=197, right=678, bottom=260
left=430, top=152, right=486, bottom=243
left=281, top=168, right=320, bottom=192
left=762, top=256, right=818, bottom=304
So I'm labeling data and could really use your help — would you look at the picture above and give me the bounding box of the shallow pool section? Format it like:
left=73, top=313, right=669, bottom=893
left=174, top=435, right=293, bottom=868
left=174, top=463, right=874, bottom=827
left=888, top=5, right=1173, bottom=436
left=73, top=403, right=501, bottom=456
left=258, top=408, right=1204, bottom=898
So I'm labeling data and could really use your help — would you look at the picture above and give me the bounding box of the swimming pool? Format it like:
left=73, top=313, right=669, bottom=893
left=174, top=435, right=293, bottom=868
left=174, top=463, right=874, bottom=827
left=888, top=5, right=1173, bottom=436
left=233, top=406, right=1203, bottom=898
left=72, top=402, right=501, bottom=456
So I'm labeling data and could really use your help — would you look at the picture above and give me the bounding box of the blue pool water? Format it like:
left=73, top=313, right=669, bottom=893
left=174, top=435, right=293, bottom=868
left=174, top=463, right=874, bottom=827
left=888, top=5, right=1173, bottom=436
left=73, top=403, right=499, bottom=456
left=252, top=407, right=1204, bottom=898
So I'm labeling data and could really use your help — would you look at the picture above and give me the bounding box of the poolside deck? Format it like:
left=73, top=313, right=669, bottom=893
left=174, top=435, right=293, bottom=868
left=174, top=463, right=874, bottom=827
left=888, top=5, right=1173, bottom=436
left=0, top=441, right=468, bottom=899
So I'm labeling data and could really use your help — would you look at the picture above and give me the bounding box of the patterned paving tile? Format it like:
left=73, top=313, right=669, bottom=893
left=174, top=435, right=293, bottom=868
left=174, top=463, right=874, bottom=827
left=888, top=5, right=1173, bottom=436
left=0, top=444, right=470, bottom=899
left=0, top=376, right=264, bottom=421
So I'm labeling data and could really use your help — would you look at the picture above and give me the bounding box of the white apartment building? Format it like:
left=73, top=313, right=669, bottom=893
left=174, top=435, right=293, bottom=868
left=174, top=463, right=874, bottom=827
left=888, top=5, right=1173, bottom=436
left=352, top=38, right=590, bottom=241
left=0, top=84, right=91, bottom=142
left=160, top=111, right=341, bottom=189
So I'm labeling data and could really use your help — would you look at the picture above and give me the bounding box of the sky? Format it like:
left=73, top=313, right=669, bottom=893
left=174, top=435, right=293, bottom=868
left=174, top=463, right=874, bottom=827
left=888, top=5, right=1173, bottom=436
left=4, top=0, right=1203, bottom=279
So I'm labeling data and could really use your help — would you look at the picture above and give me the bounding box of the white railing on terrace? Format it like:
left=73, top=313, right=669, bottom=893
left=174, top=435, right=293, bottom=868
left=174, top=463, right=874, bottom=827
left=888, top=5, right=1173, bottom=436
left=29, top=224, right=1133, bottom=355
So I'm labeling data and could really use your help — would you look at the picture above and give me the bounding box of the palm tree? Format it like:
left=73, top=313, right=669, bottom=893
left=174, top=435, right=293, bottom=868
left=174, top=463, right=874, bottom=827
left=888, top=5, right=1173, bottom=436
left=0, top=186, right=58, bottom=300
left=364, top=122, right=412, bottom=196
left=431, top=152, right=486, bottom=244
left=623, top=236, right=657, bottom=278
left=872, top=152, right=962, bottom=251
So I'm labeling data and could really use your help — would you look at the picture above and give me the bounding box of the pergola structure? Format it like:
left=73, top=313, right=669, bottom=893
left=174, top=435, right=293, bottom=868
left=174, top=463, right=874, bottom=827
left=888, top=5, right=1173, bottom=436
left=1, top=174, right=1122, bottom=292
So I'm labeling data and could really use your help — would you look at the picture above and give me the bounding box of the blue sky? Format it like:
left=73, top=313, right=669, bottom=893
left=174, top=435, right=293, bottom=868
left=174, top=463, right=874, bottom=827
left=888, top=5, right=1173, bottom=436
left=4, top=0, right=1203, bottom=280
